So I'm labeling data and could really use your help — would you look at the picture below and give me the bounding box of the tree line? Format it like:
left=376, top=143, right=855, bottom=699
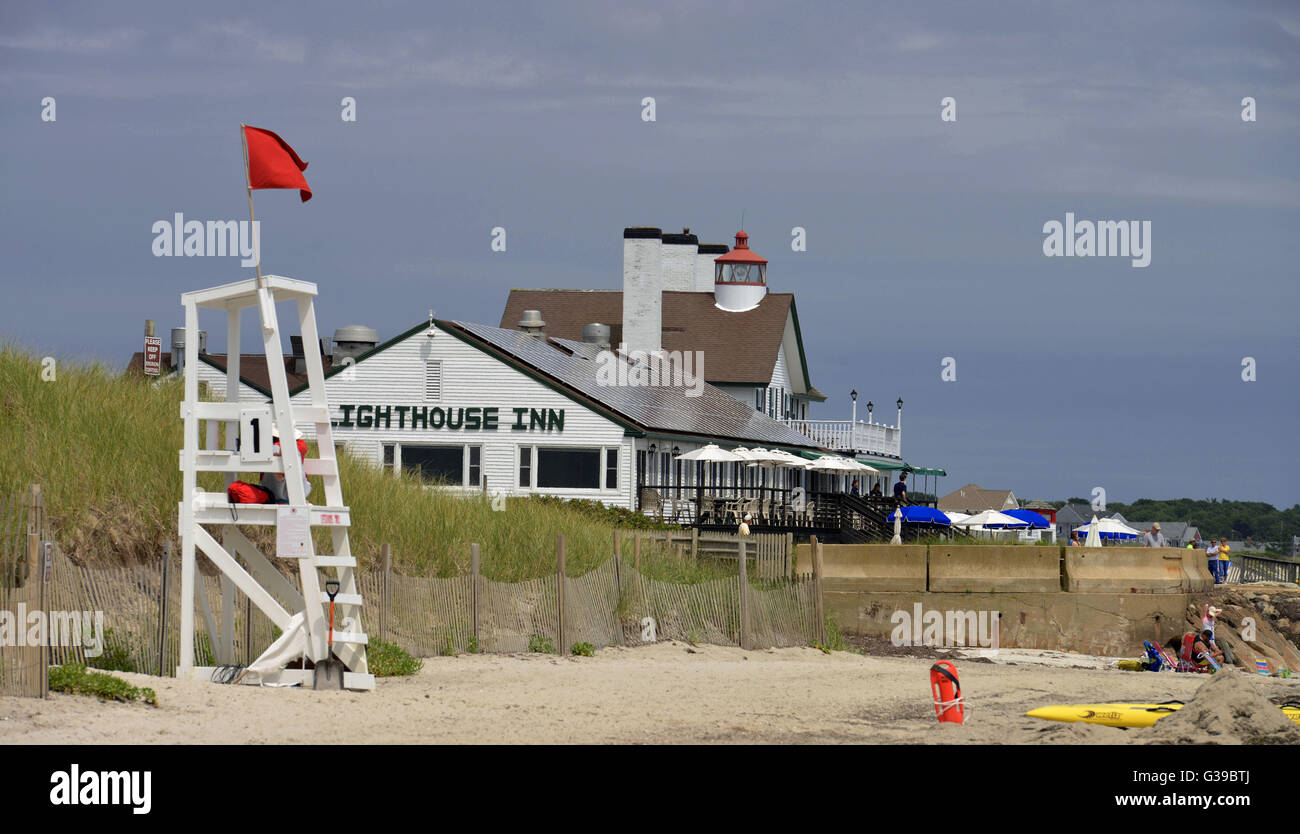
left=1057, top=497, right=1300, bottom=550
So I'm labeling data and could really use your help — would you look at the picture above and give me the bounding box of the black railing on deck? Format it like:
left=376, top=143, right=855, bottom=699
left=635, top=483, right=936, bottom=542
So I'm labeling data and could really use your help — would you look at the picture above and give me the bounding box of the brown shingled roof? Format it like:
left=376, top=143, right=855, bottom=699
left=938, top=484, right=1019, bottom=513
left=125, top=352, right=332, bottom=394
left=499, top=289, right=793, bottom=385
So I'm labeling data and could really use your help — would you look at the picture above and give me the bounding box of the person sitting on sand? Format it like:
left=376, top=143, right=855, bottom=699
left=1167, top=632, right=1220, bottom=673
left=1200, top=604, right=1233, bottom=665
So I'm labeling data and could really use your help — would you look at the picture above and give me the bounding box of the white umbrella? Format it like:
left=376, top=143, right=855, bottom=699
left=674, top=444, right=745, bottom=462
left=1085, top=514, right=1102, bottom=547
left=944, top=511, right=971, bottom=525
left=890, top=508, right=902, bottom=544
left=764, top=449, right=810, bottom=467
left=738, top=447, right=782, bottom=464
left=804, top=455, right=860, bottom=473
left=954, top=510, right=1030, bottom=530
left=1077, top=516, right=1140, bottom=540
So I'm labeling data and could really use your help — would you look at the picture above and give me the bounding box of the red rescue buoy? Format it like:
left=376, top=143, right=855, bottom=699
left=930, top=661, right=964, bottom=724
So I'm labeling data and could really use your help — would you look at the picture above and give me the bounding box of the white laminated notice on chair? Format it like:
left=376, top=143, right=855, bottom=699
left=276, top=506, right=311, bottom=557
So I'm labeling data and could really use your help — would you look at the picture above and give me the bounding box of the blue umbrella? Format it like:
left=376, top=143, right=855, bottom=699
left=1002, top=509, right=1049, bottom=529
left=888, top=506, right=951, bottom=525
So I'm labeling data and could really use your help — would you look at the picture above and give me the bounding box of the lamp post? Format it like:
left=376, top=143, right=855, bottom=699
left=850, top=389, right=858, bottom=453
left=896, top=397, right=903, bottom=431
left=866, top=400, right=873, bottom=425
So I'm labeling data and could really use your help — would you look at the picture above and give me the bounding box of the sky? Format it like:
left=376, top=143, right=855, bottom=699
left=1, top=1, right=1297, bottom=506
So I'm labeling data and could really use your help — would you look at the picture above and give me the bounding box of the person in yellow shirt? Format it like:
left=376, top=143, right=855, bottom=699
left=1216, top=537, right=1231, bottom=583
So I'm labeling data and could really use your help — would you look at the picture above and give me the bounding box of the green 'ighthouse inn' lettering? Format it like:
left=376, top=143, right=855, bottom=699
left=332, top=406, right=564, bottom=432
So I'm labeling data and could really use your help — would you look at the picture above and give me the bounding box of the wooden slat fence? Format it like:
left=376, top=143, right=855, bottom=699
left=9, top=522, right=822, bottom=689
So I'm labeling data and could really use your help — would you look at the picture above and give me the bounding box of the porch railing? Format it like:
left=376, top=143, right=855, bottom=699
left=781, top=419, right=901, bottom=458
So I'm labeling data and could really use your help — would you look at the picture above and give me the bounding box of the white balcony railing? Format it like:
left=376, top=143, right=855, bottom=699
left=782, top=419, right=901, bottom=458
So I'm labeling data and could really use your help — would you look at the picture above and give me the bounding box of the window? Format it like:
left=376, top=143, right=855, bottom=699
left=468, top=445, right=481, bottom=487
left=537, top=447, right=601, bottom=489
left=401, top=445, right=462, bottom=483
left=519, top=446, right=532, bottom=488
left=754, top=387, right=763, bottom=411
left=605, top=449, right=618, bottom=490
left=393, top=443, right=481, bottom=487
left=425, top=360, right=442, bottom=401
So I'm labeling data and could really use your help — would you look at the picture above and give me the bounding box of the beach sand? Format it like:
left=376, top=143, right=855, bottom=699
left=2, top=643, right=1297, bottom=744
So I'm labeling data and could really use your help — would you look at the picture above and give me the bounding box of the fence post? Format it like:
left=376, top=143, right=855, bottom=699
left=785, top=532, right=794, bottom=579
left=25, top=484, right=43, bottom=586
left=738, top=538, right=749, bottom=650
left=38, top=541, right=49, bottom=698
left=158, top=541, right=171, bottom=676
left=812, top=536, right=827, bottom=646
left=691, top=527, right=699, bottom=560
left=556, top=535, right=566, bottom=655
left=381, top=543, right=392, bottom=642
left=471, top=542, right=480, bottom=650
left=612, top=530, right=622, bottom=594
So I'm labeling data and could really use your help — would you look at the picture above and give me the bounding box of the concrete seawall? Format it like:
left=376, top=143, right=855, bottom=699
left=794, top=542, right=1205, bottom=656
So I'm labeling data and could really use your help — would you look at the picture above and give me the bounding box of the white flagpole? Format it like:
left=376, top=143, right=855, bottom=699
left=240, top=123, right=265, bottom=288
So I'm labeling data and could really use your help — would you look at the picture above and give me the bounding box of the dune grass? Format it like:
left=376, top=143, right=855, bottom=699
left=0, top=345, right=730, bottom=582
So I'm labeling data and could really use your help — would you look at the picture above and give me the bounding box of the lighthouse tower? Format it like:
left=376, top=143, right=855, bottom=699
left=713, top=230, right=768, bottom=312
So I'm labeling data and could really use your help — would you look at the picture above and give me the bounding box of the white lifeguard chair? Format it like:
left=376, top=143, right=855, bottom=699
left=177, top=275, right=372, bottom=690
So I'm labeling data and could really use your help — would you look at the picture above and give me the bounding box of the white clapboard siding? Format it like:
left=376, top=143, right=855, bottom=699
left=193, top=359, right=269, bottom=403
left=289, top=326, right=636, bottom=508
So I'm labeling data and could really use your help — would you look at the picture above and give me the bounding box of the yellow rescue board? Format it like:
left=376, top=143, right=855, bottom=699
left=1026, top=703, right=1300, bottom=729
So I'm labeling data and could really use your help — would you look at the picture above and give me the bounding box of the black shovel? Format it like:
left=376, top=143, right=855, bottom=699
left=314, top=578, right=345, bottom=690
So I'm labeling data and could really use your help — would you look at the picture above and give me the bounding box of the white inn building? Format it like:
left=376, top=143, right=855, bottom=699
left=131, top=226, right=945, bottom=526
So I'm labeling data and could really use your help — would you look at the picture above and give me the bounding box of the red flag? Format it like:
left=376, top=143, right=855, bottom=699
left=242, top=125, right=312, bottom=202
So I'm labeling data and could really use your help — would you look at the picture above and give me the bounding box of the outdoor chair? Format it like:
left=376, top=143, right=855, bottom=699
left=639, top=487, right=664, bottom=521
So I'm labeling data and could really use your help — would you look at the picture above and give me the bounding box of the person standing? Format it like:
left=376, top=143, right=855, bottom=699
left=1205, top=539, right=1221, bottom=584
left=850, top=478, right=860, bottom=497
left=1142, top=522, right=1166, bottom=548
left=1216, top=537, right=1232, bottom=584
left=893, top=472, right=908, bottom=505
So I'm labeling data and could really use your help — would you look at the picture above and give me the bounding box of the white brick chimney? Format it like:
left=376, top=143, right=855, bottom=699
left=622, top=227, right=662, bottom=355
left=660, top=229, right=698, bottom=292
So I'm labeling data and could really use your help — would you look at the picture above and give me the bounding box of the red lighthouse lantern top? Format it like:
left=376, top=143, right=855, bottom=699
left=714, top=230, right=767, bottom=285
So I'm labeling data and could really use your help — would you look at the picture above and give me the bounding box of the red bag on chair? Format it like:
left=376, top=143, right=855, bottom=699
left=227, top=481, right=273, bottom=505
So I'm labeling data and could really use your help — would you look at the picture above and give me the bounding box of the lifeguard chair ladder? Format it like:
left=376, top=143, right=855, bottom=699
left=177, top=275, right=372, bottom=690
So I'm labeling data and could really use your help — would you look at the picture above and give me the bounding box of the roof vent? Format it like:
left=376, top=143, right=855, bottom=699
left=581, top=322, right=611, bottom=350
left=333, top=325, right=378, bottom=362
left=518, top=310, right=546, bottom=339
